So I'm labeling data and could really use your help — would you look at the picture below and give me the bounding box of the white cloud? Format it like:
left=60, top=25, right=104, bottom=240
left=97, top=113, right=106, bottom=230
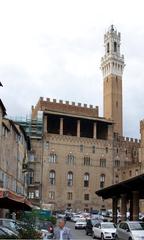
left=1, top=0, right=144, bottom=138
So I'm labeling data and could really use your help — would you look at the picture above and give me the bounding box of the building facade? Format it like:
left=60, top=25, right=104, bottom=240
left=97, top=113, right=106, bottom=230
left=6, top=26, right=141, bottom=212
left=0, top=99, right=29, bottom=196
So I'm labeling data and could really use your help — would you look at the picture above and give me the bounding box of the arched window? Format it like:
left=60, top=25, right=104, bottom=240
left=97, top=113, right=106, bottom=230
left=114, top=42, right=117, bottom=52
left=67, top=172, right=73, bottom=187
left=84, top=173, right=89, bottom=187
left=100, top=174, right=105, bottom=189
left=49, top=170, right=56, bottom=185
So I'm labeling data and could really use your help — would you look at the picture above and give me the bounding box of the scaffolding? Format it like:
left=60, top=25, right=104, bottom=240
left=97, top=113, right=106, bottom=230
left=7, top=111, right=43, bottom=139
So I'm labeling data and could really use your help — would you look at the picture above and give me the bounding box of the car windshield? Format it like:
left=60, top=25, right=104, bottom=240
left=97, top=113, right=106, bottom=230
left=77, top=219, right=86, bottom=222
left=129, top=222, right=144, bottom=231
left=101, top=223, right=116, bottom=229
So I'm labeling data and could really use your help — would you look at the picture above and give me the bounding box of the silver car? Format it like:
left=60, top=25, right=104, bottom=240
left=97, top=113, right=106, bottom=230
left=115, top=221, right=144, bottom=240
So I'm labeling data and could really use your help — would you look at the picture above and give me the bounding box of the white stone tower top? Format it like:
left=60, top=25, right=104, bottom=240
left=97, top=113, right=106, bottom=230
left=101, top=25, right=125, bottom=78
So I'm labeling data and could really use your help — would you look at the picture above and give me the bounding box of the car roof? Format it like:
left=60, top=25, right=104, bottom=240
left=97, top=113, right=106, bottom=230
left=120, top=221, right=142, bottom=224
left=101, top=222, right=114, bottom=223
left=0, top=218, right=14, bottom=221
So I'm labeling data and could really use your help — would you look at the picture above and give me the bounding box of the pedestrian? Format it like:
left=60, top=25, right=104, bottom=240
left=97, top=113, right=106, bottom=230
left=54, top=218, right=72, bottom=240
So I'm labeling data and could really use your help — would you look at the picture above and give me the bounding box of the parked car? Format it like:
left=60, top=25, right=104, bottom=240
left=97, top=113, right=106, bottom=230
left=115, top=221, right=144, bottom=240
left=92, top=222, right=116, bottom=239
left=0, top=226, right=17, bottom=238
left=75, top=218, right=87, bottom=229
left=85, top=219, right=100, bottom=236
left=36, top=220, right=54, bottom=236
left=0, top=218, right=21, bottom=234
left=71, top=215, right=81, bottom=222
left=65, top=213, right=72, bottom=221
left=57, top=213, right=66, bottom=219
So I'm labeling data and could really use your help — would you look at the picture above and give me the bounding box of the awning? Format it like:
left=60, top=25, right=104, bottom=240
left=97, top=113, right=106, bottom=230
left=96, top=173, right=144, bottom=200
left=0, top=188, right=32, bottom=211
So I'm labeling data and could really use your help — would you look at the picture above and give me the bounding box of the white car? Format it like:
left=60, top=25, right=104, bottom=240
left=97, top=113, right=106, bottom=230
left=92, top=222, right=116, bottom=239
left=71, top=215, right=81, bottom=222
left=75, top=218, right=87, bottom=229
left=115, top=221, right=144, bottom=240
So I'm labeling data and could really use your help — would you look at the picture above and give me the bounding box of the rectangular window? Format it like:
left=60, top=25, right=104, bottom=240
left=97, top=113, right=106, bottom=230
left=35, top=190, right=40, bottom=198
left=100, top=158, right=106, bottom=167
left=92, top=146, right=95, bottom=154
left=48, top=153, right=57, bottom=163
left=80, top=145, right=83, bottom=152
left=84, top=194, right=89, bottom=201
left=28, top=192, right=34, bottom=199
left=67, top=192, right=73, bottom=200
left=114, top=160, right=120, bottom=167
left=84, top=156, right=90, bottom=166
left=67, top=154, right=75, bottom=165
left=48, top=191, right=55, bottom=200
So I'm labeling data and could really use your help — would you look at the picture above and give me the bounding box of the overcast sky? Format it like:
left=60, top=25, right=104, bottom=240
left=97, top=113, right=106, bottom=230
left=0, top=0, right=144, bottom=138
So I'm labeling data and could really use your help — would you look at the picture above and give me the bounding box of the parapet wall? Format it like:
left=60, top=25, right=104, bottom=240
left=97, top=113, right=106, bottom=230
left=32, top=97, right=99, bottom=119
left=114, top=133, right=140, bottom=144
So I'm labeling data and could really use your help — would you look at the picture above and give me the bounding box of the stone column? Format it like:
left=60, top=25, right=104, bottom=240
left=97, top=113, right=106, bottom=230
left=44, top=115, right=48, bottom=133
left=77, top=120, right=80, bottom=138
left=93, top=122, right=97, bottom=139
left=129, top=198, right=133, bottom=221
left=108, top=124, right=113, bottom=140
left=112, top=197, right=118, bottom=224
left=121, top=194, right=127, bottom=221
left=132, top=191, right=139, bottom=221
left=60, top=118, right=63, bottom=135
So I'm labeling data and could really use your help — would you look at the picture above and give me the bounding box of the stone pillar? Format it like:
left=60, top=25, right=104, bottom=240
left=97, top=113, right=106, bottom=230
left=77, top=120, right=80, bottom=138
left=121, top=194, right=127, bottom=221
left=129, top=198, right=133, bottom=221
left=132, top=191, right=139, bottom=220
left=93, top=122, right=97, bottom=139
left=44, top=115, right=48, bottom=133
left=112, top=197, right=118, bottom=224
left=108, top=124, right=113, bottom=140
left=60, top=118, right=63, bottom=135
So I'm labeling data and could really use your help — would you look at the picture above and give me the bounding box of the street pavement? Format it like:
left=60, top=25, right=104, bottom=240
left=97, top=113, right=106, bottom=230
left=65, top=221, right=92, bottom=240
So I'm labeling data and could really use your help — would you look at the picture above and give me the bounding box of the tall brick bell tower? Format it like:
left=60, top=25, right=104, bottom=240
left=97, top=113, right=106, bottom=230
left=101, top=25, right=125, bottom=136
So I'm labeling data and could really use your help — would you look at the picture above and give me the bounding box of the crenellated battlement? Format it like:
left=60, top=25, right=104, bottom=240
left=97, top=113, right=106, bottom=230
left=32, top=97, right=99, bottom=119
left=114, top=134, right=140, bottom=144
left=39, top=97, right=98, bottom=109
